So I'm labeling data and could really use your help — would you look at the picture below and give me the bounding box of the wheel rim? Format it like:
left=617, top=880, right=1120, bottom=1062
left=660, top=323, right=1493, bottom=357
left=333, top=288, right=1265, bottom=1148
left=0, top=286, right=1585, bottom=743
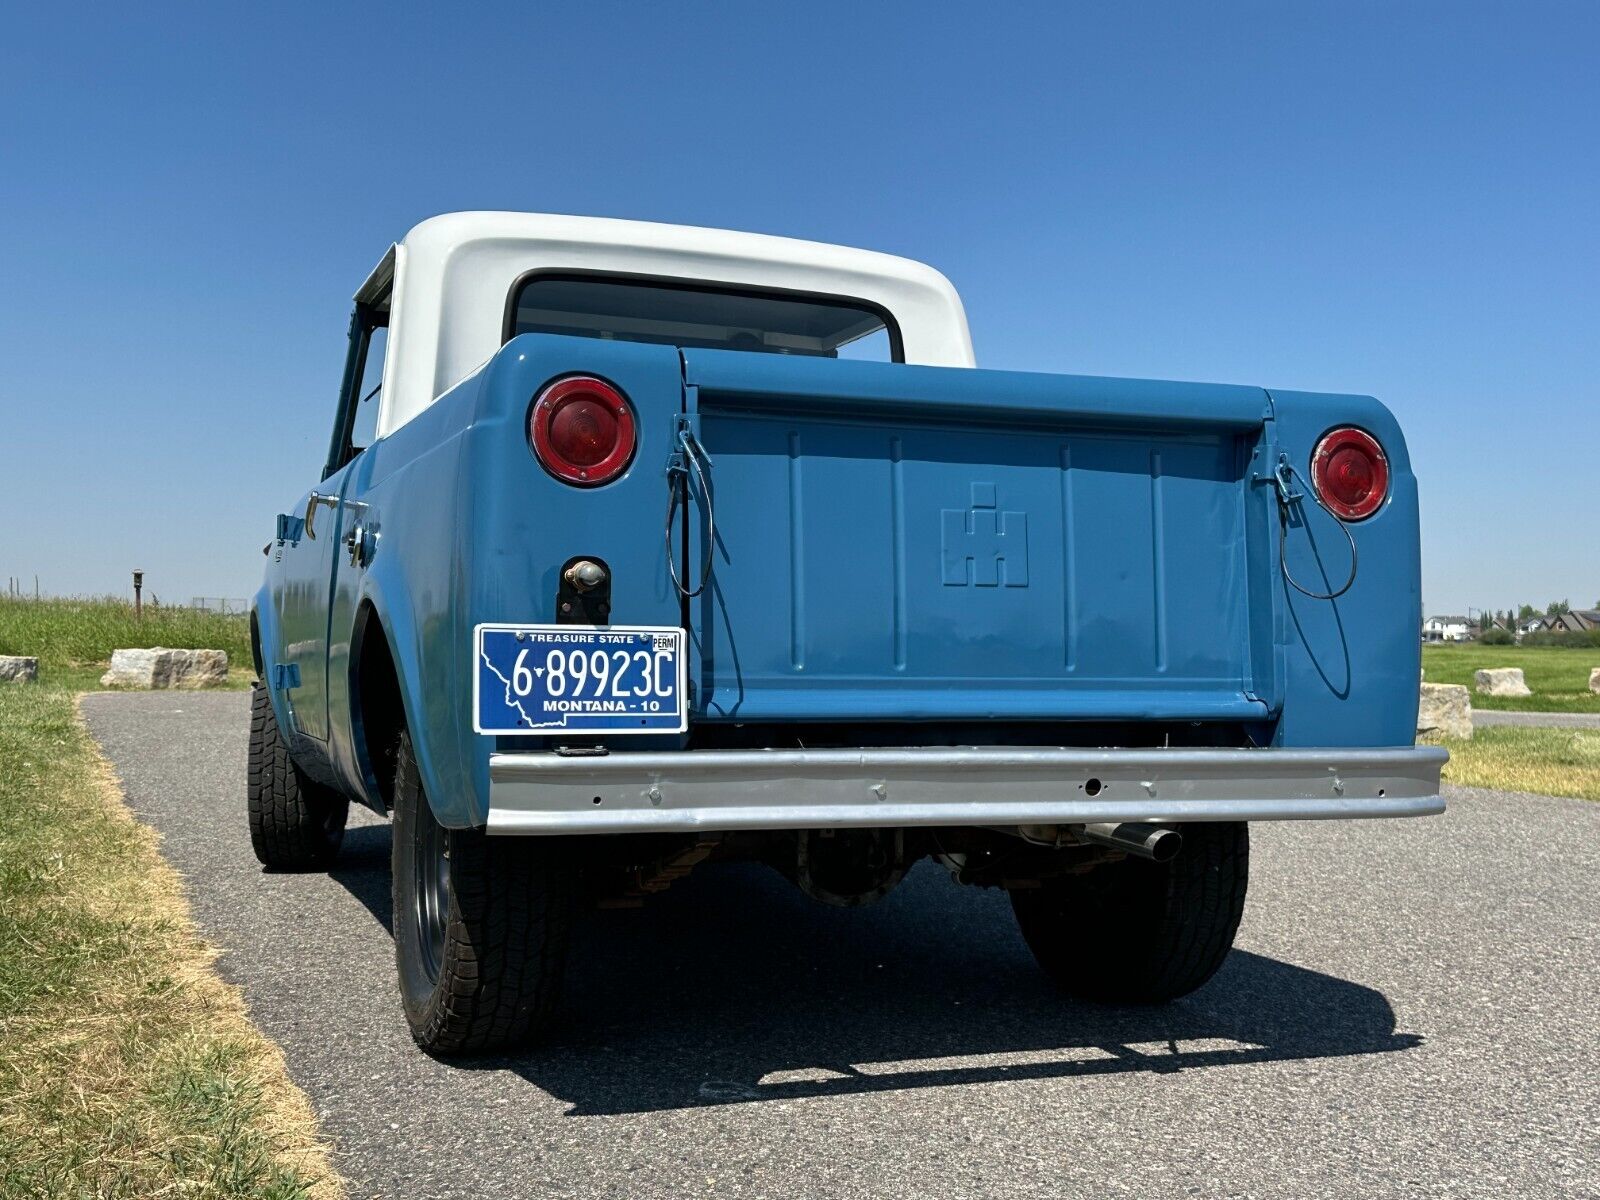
left=412, top=809, right=450, bottom=984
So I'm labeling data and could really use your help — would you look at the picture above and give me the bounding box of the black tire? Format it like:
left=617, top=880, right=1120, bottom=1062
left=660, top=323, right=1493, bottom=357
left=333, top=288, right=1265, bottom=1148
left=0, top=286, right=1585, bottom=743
left=1011, top=822, right=1248, bottom=1003
left=247, top=682, right=348, bottom=870
left=391, top=730, right=574, bottom=1055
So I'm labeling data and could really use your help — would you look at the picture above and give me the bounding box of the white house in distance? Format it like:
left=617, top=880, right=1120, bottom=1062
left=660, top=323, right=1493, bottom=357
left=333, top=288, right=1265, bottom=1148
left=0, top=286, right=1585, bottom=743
left=1422, top=615, right=1472, bottom=642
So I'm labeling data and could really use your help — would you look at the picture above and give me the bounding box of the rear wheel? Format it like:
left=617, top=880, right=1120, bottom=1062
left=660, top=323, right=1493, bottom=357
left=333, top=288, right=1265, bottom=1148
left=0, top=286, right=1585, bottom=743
left=1010, top=822, right=1248, bottom=1003
left=247, top=683, right=347, bottom=871
left=391, top=730, right=575, bottom=1055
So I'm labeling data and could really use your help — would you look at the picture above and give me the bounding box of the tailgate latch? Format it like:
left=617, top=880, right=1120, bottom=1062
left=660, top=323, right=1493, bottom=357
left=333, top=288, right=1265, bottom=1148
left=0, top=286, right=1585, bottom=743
left=1272, top=456, right=1303, bottom=506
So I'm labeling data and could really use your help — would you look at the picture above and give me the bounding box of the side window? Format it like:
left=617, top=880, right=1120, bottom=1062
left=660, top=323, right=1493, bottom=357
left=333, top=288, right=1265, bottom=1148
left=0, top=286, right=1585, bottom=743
left=324, top=299, right=389, bottom=478
left=348, top=325, right=387, bottom=452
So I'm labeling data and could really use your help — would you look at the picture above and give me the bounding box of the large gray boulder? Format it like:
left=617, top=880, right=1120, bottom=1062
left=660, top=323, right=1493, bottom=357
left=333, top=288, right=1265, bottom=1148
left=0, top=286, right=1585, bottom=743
left=100, top=648, right=228, bottom=689
left=1417, top=682, right=1472, bottom=741
left=1590, top=667, right=1600, bottom=695
left=1473, top=667, right=1532, bottom=697
left=0, top=655, right=39, bottom=683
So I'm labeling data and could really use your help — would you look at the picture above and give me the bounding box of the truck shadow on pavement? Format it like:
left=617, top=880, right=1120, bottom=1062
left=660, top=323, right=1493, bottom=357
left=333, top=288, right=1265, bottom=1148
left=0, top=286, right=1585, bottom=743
left=330, top=824, right=1419, bottom=1116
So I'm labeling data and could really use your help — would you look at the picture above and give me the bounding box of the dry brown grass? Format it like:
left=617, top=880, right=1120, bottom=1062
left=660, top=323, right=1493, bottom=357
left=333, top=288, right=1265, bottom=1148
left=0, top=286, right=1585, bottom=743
left=0, top=685, right=343, bottom=1199
left=1438, top=726, right=1600, bottom=802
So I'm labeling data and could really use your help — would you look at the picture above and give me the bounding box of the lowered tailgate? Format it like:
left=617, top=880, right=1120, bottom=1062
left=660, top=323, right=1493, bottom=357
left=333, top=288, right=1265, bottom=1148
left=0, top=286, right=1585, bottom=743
left=680, top=351, right=1280, bottom=724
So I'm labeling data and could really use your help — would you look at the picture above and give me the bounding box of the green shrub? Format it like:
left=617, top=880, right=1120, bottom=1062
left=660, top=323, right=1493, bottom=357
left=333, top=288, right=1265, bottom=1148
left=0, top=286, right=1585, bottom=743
left=1521, top=630, right=1600, bottom=649
left=1479, top=628, right=1514, bottom=646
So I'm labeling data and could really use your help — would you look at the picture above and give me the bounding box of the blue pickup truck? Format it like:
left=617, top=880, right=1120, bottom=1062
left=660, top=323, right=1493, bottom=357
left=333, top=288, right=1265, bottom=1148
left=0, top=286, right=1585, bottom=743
left=250, top=212, right=1445, bottom=1054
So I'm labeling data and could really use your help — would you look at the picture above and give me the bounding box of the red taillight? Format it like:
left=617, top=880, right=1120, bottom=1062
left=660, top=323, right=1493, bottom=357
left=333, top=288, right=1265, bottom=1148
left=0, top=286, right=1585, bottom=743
left=1310, top=427, right=1389, bottom=520
left=529, top=376, right=636, bottom=486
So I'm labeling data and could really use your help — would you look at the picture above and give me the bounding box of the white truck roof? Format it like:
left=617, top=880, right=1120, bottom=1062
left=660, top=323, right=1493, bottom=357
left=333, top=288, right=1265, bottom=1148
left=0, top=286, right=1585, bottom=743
left=369, top=212, right=975, bottom=436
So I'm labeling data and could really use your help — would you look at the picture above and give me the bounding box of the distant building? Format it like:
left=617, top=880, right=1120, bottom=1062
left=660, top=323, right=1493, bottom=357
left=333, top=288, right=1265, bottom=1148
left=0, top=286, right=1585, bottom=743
left=1422, top=615, right=1471, bottom=642
left=1533, top=609, right=1600, bottom=635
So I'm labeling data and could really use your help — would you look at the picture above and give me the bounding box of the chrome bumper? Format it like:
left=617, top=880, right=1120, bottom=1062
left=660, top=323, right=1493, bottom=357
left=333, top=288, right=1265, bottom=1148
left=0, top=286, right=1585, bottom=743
left=485, top=745, right=1447, bottom=835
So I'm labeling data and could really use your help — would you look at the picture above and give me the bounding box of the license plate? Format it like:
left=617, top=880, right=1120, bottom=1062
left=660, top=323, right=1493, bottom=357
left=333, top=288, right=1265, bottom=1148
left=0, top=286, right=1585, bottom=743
left=473, top=624, right=687, bottom=735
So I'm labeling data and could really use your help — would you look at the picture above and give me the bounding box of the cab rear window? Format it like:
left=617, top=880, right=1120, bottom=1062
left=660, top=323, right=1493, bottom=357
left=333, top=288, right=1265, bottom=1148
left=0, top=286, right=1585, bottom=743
left=507, top=275, right=899, bottom=361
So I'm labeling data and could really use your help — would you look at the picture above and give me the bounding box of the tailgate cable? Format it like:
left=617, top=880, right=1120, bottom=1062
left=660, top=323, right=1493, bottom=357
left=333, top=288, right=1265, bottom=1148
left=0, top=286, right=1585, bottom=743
left=1273, top=456, right=1358, bottom=600
left=665, top=423, right=716, bottom=598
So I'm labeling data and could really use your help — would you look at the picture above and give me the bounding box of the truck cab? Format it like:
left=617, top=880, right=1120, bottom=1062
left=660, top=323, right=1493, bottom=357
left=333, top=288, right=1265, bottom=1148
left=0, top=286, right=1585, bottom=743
left=250, top=212, right=1444, bottom=1054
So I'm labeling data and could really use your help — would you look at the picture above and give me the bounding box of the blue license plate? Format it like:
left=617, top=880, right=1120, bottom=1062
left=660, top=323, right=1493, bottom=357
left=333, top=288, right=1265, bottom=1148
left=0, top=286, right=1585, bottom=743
left=474, top=624, right=687, bottom=735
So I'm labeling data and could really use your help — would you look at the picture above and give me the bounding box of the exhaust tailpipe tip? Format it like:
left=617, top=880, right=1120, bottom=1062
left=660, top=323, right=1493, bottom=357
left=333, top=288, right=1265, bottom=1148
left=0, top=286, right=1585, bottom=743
left=1079, top=821, right=1183, bottom=863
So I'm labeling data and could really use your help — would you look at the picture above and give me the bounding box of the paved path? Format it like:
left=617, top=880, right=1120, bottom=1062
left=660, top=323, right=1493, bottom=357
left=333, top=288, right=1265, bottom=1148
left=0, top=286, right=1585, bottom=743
left=83, top=692, right=1599, bottom=1200
left=1474, top=709, right=1600, bottom=729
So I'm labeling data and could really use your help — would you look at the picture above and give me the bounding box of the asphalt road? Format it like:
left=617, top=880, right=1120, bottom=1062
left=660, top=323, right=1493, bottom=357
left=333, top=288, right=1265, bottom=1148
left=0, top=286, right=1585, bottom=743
left=83, top=692, right=1598, bottom=1200
left=1474, top=710, right=1600, bottom=729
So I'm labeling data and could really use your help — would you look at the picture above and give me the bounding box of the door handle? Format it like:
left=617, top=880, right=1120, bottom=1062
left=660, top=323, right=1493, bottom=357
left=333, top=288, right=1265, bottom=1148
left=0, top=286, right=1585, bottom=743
left=303, top=491, right=338, bottom=539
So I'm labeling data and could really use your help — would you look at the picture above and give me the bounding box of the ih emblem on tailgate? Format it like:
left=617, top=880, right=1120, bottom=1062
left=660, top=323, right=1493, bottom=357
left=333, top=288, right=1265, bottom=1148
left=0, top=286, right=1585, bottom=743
left=941, top=483, right=1029, bottom=587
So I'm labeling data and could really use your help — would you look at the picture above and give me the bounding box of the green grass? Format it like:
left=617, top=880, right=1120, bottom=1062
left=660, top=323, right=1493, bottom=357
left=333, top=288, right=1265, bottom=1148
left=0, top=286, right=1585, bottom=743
left=1440, top=726, right=1600, bottom=802
left=0, top=601, right=338, bottom=1198
left=0, top=595, right=254, bottom=690
left=1422, top=643, right=1600, bottom=713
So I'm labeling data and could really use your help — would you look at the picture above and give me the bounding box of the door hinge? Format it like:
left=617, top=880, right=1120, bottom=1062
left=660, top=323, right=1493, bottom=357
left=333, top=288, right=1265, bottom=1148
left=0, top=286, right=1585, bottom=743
left=275, top=513, right=304, bottom=547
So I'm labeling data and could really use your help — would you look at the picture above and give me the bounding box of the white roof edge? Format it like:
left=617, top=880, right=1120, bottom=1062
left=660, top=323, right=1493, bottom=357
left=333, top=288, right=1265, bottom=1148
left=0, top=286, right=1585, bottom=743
left=354, top=244, right=397, bottom=306
left=400, top=210, right=963, bottom=296
left=376, top=211, right=974, bottom=436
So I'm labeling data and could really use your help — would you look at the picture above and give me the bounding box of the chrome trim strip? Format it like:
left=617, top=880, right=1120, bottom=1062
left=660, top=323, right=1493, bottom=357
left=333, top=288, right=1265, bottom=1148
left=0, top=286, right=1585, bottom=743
left=485, top=745, right=1447, bottom=835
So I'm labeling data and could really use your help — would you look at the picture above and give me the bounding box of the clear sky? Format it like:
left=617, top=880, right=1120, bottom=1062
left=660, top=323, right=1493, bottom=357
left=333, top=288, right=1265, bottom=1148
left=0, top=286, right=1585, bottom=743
left=2, top=1, right=1595, bottom=617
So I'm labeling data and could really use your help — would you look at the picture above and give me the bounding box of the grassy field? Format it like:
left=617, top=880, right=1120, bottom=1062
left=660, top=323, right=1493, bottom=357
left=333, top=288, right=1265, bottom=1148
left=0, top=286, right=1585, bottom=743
left=1422, top=643, right=1600, bottom=713
left=0, top=600, right=338, bottom=1198
left=0, top=595, right=254, bottom=690
left=1439, top=726, right=1600, bottom=802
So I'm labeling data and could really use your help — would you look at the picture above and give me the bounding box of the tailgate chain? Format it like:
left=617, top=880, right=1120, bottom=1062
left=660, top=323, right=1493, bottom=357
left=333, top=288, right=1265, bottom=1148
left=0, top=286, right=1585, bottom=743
left=665, top=421, right=716, bottom=598
left=1273, top=456, right=1358, bottom=601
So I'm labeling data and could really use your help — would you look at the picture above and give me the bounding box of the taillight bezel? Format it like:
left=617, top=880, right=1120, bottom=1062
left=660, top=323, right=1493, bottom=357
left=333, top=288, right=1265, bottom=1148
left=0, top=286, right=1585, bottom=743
left=528, top=374, right=637, bottom=487
left=1310, top=426, right=1389, bottom=521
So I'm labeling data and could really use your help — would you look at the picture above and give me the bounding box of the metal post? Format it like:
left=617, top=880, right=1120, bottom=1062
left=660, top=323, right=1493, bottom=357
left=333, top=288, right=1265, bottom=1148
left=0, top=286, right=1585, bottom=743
left=133, top=570, right=144, bottom=620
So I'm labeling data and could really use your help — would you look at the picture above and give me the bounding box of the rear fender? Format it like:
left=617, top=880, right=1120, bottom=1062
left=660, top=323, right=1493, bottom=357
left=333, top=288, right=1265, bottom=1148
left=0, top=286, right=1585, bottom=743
left=354, top=560, right=481, bottom=827
left=1267, top=390, right=1421, bottom=748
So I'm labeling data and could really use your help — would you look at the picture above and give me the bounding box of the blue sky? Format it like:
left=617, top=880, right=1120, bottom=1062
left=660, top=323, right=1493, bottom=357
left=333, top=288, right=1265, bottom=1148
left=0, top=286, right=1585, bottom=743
left=1, top=1, right=1595, bottom=616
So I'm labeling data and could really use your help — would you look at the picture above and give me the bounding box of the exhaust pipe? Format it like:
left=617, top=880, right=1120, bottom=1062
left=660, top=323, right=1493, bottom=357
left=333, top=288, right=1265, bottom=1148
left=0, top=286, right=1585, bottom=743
left=1079, top=822, right=1183, bottom=863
